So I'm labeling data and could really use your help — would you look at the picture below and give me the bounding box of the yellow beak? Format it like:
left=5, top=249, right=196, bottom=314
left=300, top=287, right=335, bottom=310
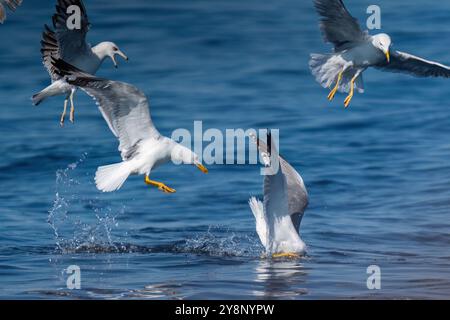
left=196, top=164, right=208, bottom=174
left=385, top=50, right=390, bottom=63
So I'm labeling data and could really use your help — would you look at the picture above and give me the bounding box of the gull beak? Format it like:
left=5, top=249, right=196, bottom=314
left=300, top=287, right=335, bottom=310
left=196, top=163, right=208, bottom=174
left=117, top=50, right=129, bottom=62
left=385, top=50, right=390, bottom=63
left=112, top=50, right=129, bottom=68
left=112, top=55, right=118, bottom=68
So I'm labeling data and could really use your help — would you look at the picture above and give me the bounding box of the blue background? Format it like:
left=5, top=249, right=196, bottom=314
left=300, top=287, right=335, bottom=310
left=0, top=0, right=449, bottom=299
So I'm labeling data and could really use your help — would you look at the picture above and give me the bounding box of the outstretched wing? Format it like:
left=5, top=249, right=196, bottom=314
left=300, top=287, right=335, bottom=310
left=40, top=25, right=62, bottom=80
left=375, top=50, right=450, bottom=78
left=52, top=0, right=91, bottom=61
left=53, top=59, right=161, bottom=159
left=313, top=0, right=368, bottom=51
left=0, top=0, right=22, bottom=24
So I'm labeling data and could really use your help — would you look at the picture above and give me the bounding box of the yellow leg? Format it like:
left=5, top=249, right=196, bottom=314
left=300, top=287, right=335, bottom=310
left=272, top=252, right=301, bottom=259
left=344, top=75, right=358, bottom=108
left=144, top=175, right=176, bottom=194
left=69, top=91, right=75, bottom=124
left=60, top=99, right=68, bottom=127
left=327, top=70, right=344, bottom=101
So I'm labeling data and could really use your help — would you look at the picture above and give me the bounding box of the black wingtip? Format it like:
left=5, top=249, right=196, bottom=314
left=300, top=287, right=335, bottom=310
left=51, top=57, right=74, bottom=78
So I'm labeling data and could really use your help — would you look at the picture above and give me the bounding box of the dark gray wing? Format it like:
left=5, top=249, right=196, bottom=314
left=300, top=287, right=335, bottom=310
left=314, top=0, right=368, bottom=51
left=52, top=0, right=91, bottom=61
left=40, top=25, right=62, bottom=80
left=251, top=134, right=309, bottom=231
left=53, top=59, right=161, bottom=159
left=375, top=50, right=450, bottom=78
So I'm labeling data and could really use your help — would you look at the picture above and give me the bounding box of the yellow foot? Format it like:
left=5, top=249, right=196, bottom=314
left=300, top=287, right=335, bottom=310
left=344, top=93, right=354, bottom=108
left=272, top=252, right=301, bottom=259
left=327, top=88, right=338, bottom=101
left=145, top=176, right=176, bottom=194
left=328, top=70, right=344, bottom=101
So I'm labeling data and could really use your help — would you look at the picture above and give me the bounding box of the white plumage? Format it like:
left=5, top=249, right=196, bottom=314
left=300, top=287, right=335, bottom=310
left=249, top=133, right=308, bottom=257
left=311, top=0, right=450, bottom=108
left=32, top=0, right=128, bottom=125
left=52, top=59, right=209, bottom=193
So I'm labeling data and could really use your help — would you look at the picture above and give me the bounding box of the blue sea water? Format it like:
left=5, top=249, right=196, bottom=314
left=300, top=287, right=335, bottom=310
left=0, top=0, right=449, bottom=299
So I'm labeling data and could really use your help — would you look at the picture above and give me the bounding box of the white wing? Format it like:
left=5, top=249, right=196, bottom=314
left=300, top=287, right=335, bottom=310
left=53, top=59, right=161, bottom=160
left=252, top=135, right=309, bottom=231
left=375, top=50, right=450, bottom=78
left=314, top=0, right=368, bottom=51
left=251, top=134, right=307, bottom=254
left=263, top=150, right=305, bottom=254
left=249, top=197, right=268, bottom=250
left=52, top=0, right=91, bottom=62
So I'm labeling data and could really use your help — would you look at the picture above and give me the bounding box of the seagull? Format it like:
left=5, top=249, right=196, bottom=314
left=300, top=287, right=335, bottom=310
left=32, top=0, right=128, bottom=126
left=310, top=0, right=450, bottom=108
left=52, top=58, right=209, bottom=193
left=0, top=0, right=22, bottom=24
left=248, top=132, right=309, bottom=259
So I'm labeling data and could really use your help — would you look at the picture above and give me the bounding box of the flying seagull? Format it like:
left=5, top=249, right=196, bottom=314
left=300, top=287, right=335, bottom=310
left=249, top=132, right=309, bottom=258
left=310, top=0, right=450, bottom=108
left=0, top=0, right=22, bottom=24
left=32, top=0, right=128, bottom=126
left=52, top=58, right=209, bottom=193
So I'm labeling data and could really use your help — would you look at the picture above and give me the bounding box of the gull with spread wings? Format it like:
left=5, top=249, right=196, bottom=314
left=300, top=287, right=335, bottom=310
left=52, top=58, right=209, bottom=193
left=310, top=0, right=450, bottom=108
left=249, top=133, right=309, bottom=259
left=0, top=0, right=22, bottom=24
left=32, top=0, right=128, bottom=125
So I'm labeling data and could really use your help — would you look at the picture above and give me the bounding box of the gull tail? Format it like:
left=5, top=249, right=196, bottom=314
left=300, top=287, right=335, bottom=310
left=249, top=197, right=268, bottom=250
left=31, top=90, right=49, bottom=106
left=309, top=53, right=364, bottom=93
left=32, top=81, right=71, bottom=106
left=309, top=53, right=340, bottom=89
left=95, top=162, right=132, bottom=192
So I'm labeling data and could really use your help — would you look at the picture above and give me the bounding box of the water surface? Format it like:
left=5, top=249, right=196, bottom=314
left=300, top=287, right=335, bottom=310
left=0, top=0, right=449, bottom=299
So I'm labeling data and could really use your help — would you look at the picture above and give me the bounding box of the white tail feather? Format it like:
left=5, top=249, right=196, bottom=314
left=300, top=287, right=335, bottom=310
left=249, top=197, right=268, bottom=250
left=309, top=53, right=340, bottom=89
left=309, top=53, right=364, bottom=94
left=95, top=162, right=132, bottom=192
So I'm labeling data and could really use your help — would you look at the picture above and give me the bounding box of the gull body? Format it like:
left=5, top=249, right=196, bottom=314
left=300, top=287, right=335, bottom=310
left=311, top=0, right=450, bottom=107
left=249, top=133, right=308, bottom=258
left=32, top=0, right=128, bottom=125
left=52, top=58, right=208, bottom=193
left=0, top=0, right=22, bottom=24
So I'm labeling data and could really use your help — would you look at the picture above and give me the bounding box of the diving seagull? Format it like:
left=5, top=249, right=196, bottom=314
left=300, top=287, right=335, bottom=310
left=249, top=133, right=309, bottom=258
left=32, top=0, right=128, bottom=126
left=52, top=58, right=209, bottom=193
left=0, top=0, right=22, bottom=24
left=310, top=0, right=450, bottom=108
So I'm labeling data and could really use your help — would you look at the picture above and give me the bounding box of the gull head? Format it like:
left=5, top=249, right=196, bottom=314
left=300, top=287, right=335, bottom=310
left=96, top=42, right=129, bottom=68
left=372, top=34, right=392, bottom=63
left=171, top=144, right=208, bottom=174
